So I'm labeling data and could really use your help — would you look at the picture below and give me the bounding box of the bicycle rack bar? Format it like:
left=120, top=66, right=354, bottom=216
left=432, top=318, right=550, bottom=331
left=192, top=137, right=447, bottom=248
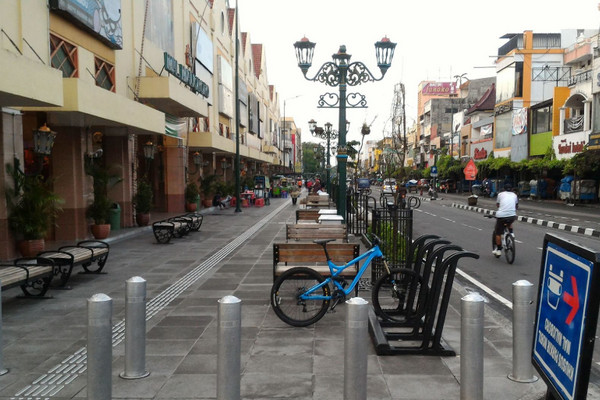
left=405, top=234, right=440, bottom=270
left=411, top=238, right=451, bottom=277
left=368, top=250, right=479, bottom=357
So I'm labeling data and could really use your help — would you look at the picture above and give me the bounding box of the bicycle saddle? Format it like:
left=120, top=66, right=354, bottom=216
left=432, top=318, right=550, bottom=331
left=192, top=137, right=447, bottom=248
left=314, top=239, right=335, bottom=245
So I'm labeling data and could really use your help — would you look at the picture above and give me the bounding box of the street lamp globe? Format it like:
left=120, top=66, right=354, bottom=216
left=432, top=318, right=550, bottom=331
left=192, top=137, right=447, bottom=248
left=293, top=37, right=316, bottom=74
left=375, top=36, right=396, bottom=75
left=332, top=45, right=351, bottom=66
left=308, top=119, right=317, bottom=134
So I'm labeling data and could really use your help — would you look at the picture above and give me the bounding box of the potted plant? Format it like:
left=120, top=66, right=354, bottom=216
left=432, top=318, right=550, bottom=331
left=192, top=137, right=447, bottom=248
left=85, top=159, right=122, bottom=239
left=5, top=163, right=63, bottom=256
left=200, top=174, right=217, bottom=208
left=185, top=182, right=200, bottom=211
left=133, top=179, right=153, bottom=226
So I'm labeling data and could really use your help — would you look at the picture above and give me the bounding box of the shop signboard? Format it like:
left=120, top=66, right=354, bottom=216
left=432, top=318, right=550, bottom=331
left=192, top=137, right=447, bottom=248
left=463, top=159, right=477, bottom=180
left=533, top=234, right=600, bottom=400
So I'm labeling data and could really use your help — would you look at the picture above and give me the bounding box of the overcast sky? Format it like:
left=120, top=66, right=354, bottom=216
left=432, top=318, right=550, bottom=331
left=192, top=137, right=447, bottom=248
left=236, top=0, right=599, bottom=146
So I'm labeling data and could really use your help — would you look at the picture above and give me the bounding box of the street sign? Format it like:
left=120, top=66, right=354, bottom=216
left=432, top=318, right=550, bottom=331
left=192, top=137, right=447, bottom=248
left=430, top=166, right=438, bottom=177
left=533, top=234, right=600, bottom=400
left=463, top=159, right=478, bottom=181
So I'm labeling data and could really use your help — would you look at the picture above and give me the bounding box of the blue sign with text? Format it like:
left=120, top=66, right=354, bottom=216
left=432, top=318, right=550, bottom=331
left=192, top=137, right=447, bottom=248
left=430, top=166, right=438, bottom=177
left=533, top=237, right=597, bottom=400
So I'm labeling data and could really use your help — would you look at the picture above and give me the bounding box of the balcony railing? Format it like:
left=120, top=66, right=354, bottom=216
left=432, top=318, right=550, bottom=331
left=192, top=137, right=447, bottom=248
left=498, top=33, right=561, bottom=57
left=564, top=115, right=584, bottom=134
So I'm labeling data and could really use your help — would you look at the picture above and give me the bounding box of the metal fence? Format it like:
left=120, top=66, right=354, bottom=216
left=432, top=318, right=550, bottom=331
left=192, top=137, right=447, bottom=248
left=345, top=191, right=377, bottom=236
left=369, top=207, right=413, bottom=282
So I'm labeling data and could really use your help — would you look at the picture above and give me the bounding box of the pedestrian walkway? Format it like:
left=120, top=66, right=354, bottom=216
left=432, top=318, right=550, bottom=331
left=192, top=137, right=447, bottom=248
left=0, top=194, right=596, bottom=399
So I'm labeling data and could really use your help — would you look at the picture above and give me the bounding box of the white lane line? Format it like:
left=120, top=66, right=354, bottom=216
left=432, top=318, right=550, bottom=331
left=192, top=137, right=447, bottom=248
left=461, top=223, right=482, bottom=231
left=456, top=267, right=514, bottom=310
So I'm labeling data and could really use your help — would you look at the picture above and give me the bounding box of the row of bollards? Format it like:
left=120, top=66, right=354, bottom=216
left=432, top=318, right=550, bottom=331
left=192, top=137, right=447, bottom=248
left=460, top=280, right=538, bottom=400
left=0, top=276, right=538, bottom=400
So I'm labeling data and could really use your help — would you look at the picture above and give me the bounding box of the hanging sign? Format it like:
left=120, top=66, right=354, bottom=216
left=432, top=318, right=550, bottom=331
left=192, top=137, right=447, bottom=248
left=463, top=159, right=478, bottom=180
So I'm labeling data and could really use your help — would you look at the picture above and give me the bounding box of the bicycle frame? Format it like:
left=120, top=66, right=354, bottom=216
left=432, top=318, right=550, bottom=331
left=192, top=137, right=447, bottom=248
left=298, top=244, right=385, bottom=301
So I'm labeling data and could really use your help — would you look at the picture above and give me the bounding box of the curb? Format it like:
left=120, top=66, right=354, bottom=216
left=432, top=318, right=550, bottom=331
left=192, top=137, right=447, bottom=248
left=452, top=202, right=600, bottom=238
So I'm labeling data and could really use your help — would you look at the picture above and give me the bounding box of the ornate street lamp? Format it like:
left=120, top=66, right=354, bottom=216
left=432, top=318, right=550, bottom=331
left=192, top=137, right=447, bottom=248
left=33, top=123, right=57, bottom=155
left=143, top=141, right=155, bottom=161
left=294, top=36, right=396, bottom=220
left=309, top=119, right=348, bottom=195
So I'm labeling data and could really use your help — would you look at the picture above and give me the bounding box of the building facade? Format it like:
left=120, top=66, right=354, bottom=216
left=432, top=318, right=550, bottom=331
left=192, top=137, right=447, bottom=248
left=0, top=0, right=291, bottom=259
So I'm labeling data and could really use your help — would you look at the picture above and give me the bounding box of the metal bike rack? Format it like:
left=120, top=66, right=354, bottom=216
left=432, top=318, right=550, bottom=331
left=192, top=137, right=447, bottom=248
left=369, top=249, right=479, bottom=356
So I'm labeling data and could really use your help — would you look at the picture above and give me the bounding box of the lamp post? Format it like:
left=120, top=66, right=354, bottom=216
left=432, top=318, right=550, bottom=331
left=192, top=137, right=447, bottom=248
left=294, top=36, right=396, bottom=220
left=308, top=119, right=349, bottom=196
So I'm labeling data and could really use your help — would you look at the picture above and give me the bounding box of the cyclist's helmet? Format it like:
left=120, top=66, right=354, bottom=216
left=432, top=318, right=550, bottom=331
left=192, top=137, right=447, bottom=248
left=504, top=183, right=513, bottom=191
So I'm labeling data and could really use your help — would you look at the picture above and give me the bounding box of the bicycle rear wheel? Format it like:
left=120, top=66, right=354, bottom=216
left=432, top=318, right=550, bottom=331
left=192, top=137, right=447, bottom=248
left=271, top=267, right=330, bottom=327
left=504, top=233, right=515, bottom=264
left=372, top=268, right=426, bottom=323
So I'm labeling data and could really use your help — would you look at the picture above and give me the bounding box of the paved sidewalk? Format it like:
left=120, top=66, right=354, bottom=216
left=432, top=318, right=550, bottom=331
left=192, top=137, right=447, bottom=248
left=0, top=194, right=592, bottom=399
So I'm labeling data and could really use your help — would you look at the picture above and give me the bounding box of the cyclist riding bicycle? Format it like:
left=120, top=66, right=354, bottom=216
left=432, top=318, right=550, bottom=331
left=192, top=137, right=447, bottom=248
left=493, top=183, right=518, bottom=257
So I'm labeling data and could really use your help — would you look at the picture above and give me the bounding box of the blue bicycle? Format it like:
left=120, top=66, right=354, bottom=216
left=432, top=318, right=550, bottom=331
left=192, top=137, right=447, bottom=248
left=271, top=234, right=423, bottom=327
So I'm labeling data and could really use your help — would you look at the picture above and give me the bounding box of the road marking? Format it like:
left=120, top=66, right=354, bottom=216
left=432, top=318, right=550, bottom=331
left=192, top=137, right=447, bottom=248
left=460, top=223, right=482, bottom=231
left=456, top=268, right=513, bottom=310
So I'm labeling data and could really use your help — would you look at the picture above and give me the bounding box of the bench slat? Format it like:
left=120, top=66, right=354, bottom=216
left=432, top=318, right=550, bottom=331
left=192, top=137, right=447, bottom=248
left=273, top=243, right=360, bottom=279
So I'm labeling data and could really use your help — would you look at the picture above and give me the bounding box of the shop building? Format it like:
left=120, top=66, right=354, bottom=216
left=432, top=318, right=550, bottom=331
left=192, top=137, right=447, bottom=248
left=0, top=0, right=289, bottom=259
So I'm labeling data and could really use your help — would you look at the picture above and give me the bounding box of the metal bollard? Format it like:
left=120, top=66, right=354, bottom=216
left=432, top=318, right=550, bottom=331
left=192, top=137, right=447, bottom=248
left=87, top=293, right=113, bottom=400
left=344, top=297, right=369, bottom=400
left=508, top=280, right=538, bottom=383
left=120, top=277, right=150, bottom=379
left=217, top=295, right=241, bottom=400
left=0, top=282, right=8, bottom=375
left=461, top=293, right=485, bottom=400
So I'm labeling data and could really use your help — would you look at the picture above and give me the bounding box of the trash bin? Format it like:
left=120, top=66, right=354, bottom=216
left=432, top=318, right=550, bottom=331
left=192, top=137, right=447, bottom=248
left=109, top=202, right=121, bottom=231
left=468, top=195, right=478, bottom=206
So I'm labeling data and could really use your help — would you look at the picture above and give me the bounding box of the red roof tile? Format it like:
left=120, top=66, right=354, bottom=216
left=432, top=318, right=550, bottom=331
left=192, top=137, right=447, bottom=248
left=252, top=44, right=262, bottom=78
left=466, top=83, right=495, bottom=115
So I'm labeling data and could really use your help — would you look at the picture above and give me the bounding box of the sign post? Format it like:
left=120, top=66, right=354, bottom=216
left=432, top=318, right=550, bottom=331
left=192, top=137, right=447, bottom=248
left=533, top=234, right=600, bottom=400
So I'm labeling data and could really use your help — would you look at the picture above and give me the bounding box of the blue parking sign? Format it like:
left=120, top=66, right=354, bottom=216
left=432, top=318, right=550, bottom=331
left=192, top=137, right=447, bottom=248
left=430, top=166, right=438, bottom=177
left=533, top=234, right=600, bottom=400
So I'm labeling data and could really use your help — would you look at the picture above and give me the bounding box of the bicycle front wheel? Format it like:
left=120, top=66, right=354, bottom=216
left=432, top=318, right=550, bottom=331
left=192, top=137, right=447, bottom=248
left=372, top=268, right=426, bottom=323
left=271, top=267, right=330, bottom=327
left=504, top=234, right=515, bottom=264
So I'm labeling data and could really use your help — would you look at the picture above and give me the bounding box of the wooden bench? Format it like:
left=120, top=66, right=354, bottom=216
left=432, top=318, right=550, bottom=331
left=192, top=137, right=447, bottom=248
left=0, top=257, right=55, bottom=297
left=152, top=212, right=203, bottom=244
left=286, top=223, right=348, bottom=242
left=38, top=240, right=110, bottom=288
left=305, top=195, right=332, bottom=208
left=296, top=209, right=320, bottom=223
left=273, top=242, right=360, bottom=282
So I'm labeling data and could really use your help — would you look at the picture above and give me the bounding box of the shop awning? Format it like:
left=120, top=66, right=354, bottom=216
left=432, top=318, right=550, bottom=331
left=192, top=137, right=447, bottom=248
left=0, top=49, right=63, bottom=107
left=134, top=76, right=208, bottom=118
left=24, top=78, right=165, bottom=135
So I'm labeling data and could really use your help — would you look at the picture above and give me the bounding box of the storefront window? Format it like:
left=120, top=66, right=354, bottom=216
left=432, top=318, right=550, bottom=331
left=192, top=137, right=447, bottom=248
left=532, top=103, right=552, bottom=134
left=50, top=34, right=78, bottom=78
left=496, top=62, right=523, bottom=103
left=495, top=113, right=512, bottom=149
left=593, top=94, right=600, bottom=133
left=95, top=57, right=115, bottom=92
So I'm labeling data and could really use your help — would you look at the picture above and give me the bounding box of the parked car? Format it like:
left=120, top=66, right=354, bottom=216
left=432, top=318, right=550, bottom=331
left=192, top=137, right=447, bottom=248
left=406, top=179, right=418, bottom=193
left=382, top=179, right=397, bottom=194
